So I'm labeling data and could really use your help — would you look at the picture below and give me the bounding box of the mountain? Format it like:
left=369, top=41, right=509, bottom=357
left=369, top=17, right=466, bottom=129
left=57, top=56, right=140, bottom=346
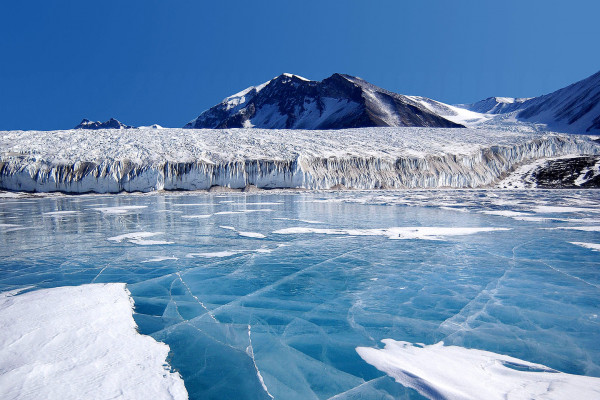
left=456, top=97, right=532, bottom=114
left=458, top=70, right=600, bottom=133
left=184, top=73, right=464, bottom=129
left=75, top=118, right=134, bottom=130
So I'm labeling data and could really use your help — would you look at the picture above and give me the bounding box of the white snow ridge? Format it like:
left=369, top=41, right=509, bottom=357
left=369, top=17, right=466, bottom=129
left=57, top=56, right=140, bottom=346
left=0, top=284, right=188, bottom=400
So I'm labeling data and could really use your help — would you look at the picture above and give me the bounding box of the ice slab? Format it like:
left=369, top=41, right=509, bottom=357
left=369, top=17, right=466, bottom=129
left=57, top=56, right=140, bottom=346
left=142, top=256, right=179, bottom=263
left=357, top=340, right=600, bottom=400
left=107, top=231, right=174, bottom=245
left=544, top=226, right=600, bottom=232
left=0, top=284, right=187, bottom=400
left=570, top=242, right=600, bottom=252
left=273, top=226, right=510, bottom=240
left=94, top=205, right=148, bottom=214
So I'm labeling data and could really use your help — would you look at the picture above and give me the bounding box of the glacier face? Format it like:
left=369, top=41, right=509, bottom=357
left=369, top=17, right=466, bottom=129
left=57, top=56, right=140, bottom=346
left=0, top=127, right=599, bottom=193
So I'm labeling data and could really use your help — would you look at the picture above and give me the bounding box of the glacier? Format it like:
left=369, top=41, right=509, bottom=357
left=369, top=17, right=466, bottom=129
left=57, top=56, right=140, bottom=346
left=1, top=127, right=599, bottom=193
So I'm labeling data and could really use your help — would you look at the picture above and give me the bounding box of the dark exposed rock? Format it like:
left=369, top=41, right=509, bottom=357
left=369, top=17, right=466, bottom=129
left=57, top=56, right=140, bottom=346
left=185, top=73, right=463, bottom=130
left=532, top=156, right=600, bottom=188
left=75, top=118, right=134, bottom=130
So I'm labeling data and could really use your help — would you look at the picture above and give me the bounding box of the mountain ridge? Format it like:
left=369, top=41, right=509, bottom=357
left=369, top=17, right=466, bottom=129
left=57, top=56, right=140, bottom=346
left=458, top=70, right=600, bottom=133
left=184, top=73, right=464, bottom=130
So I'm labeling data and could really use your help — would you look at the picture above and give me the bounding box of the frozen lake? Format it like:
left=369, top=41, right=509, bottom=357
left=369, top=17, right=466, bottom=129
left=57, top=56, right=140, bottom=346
left=1, top=190, right=599, bottom=399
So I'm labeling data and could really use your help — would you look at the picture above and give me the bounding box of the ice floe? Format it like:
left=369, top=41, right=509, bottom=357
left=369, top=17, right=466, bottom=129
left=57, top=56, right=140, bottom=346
left=570, top=242, right=600, bottom=252
left=356, top=340, right=600, bottom=400
left=543, top=226, right=600, bottom=232
left=273, top=227, right=510, bottom=240
left=220, top=225, right=266, bottom=238
left=185, top=251, right=241, bottom=258
left=238, top=231, right=267, bottom=238
left=43, top=210, right=80, bottom=216
left=533, top=206, right=598, bottom=213
left=181, top=214, right=212, bottom=219
left=0, top=284, right=187, bottom=400
left=94, top=205, right=148, bottom=214
left=142, top=256, right=179, bottom=263
left=107, top=232, right=174, bottom=245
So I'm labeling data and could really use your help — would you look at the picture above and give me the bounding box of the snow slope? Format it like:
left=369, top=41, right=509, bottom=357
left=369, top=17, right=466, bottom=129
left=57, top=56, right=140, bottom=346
left=0, top=284, right=187, bottom=400
left=1, top=127, right=598, bottom=193
left=459, top=70, right=600, bottom=134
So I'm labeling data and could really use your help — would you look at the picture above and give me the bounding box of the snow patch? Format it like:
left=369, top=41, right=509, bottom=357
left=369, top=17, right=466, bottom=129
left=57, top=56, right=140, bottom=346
left=273, top=226, right=510, bottom=240
left=356, top=340, right=600, bottom=400
left=570, top=242, right=600, bottom=252
left=0, top=284, right=188, bottom=400
left=107, top=232, right=174, bottom=245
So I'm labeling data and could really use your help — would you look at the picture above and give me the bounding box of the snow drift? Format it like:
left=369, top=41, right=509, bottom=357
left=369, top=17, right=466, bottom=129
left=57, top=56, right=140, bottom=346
left=0, top=127, right=598, bottom=193
left=0, top=284, right=188, bottom=400
left=357, top=340, right=600, bottom=400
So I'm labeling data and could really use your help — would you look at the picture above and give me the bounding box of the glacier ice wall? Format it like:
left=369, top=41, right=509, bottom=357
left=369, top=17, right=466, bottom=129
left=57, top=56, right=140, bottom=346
left=0, top=128, right=598, bottom=193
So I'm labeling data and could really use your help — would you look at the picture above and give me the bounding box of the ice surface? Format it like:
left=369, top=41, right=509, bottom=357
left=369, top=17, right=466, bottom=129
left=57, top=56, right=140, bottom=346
left=0, top=283, right=187, bottom=400
left=0, top=190, right=599, bottom=400
left=356, top=340, right=600, bottom=400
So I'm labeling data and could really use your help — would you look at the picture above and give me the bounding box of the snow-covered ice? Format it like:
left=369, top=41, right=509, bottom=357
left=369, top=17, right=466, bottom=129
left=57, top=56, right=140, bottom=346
left=0, top=283, right=187, bottom=400
left=357, top=340, right=600, bottom=400
left=273, top=226, right=510, bottom=240
left=107, top=231, right=174, bottom=245
left=570, top=242, right=600, bottom=252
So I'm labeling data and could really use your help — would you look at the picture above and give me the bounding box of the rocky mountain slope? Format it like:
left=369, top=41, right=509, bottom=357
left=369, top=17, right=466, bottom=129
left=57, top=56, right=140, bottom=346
left=184, top=73, right=463, bottom=130
left=75, top=118, right=134, bottom=130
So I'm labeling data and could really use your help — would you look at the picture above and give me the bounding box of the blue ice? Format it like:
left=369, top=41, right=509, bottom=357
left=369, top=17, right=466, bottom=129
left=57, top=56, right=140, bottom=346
left=0, top=190, right=599, bottom=399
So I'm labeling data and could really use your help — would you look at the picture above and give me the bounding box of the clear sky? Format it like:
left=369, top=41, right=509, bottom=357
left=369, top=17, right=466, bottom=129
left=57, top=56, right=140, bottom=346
left=1, top=0, right=598, bottom=130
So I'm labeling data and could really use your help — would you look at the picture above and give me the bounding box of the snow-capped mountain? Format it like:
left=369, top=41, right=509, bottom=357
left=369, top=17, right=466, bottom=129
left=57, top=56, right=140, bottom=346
left=456, top=97, right=532, bottom=114
left=75, top=118, right=134, bottom=130
left=184, top=73, right=464, bottom=129
left=459, top=70, right=600, bottom=133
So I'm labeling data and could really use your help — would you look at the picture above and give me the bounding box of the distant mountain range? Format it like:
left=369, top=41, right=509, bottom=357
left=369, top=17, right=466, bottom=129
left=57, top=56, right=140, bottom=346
left=75, top=118, right=134, bottom=130
left=185, top=70, right=600, bottom=134
left=75, top=119, right=163, bottom=130
left=75, top=70, right=600, bottom=134
left=459, top=70, right=600, bottom=133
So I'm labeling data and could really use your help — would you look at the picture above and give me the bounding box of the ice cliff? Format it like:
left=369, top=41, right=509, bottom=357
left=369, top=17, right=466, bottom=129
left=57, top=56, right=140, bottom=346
left=0, top=128, right=598, bottom=193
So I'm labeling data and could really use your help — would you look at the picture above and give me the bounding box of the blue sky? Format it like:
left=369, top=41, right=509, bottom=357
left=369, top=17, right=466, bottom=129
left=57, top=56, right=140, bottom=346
left=1, top=0, right=598, bottom=130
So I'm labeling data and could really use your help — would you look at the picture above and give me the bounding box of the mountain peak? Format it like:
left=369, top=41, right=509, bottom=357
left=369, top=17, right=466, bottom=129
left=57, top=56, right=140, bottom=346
left=74, top=118, right=134, bottom=130
left=184, top=73, right=463, bottom=130
left=456, top=69, right=600, bottom=133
